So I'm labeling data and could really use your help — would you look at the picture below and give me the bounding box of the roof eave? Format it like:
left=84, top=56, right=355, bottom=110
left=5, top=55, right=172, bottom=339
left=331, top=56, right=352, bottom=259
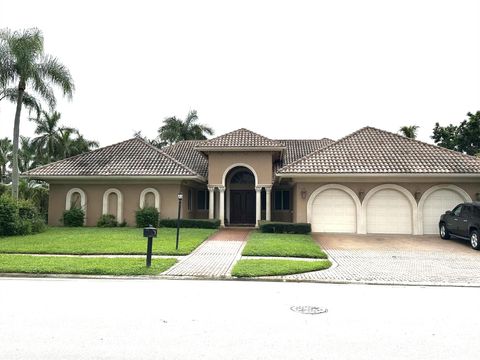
left=276, top=172, right=480, bottom=178
left=22, top=174, right=207, bottom=182
left=195, top=146, right=286, bottom=152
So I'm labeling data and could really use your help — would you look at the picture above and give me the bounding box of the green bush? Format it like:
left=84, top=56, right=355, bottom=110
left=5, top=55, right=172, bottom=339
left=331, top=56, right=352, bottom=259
left=97, top=214, right=118, bottom=227
left=135, top=207, right=159, bottom=228
left=159, top=218, right=220, bottom=229
left=259, top=221, right=311, bottom=234
left=0, top=194, right=46, bottom=236
left=63, top=208, right=85, bottom=227
left=0, top=195, right=19, bottom=236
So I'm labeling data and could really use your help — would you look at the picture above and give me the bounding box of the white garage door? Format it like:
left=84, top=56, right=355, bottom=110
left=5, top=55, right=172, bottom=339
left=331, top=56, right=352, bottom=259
left=311, top=189, right=356, bottom=233
left=422, top=189, right=464, bottom=234
left=366, top=189, right=412, bottom=234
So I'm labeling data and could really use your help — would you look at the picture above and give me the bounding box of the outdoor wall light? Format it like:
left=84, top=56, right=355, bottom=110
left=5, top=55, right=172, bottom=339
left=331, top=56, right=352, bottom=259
left=301, top=189, right=307, bottom=200
left=177, top=192, right=184, bottom=201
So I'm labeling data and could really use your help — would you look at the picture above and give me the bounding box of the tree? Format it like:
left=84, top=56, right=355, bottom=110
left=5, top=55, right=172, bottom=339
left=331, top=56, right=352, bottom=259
left=32, top=110, right=98, bottom=162
left=399, top=125, right=419, bottom=139
left=432, top=111, right=480, bottom=155
left=0, top=28, right=74, bottom=199
left=0, top=88, right=41, bottom=120
left=18, top=136, right=37, bottom=173
left=0, top=137, right=12, bottom=183
left=158, top=110, right=214, bottom=145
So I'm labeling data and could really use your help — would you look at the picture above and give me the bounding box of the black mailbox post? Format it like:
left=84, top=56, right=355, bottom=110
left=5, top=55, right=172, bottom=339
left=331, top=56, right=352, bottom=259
left=143, top=225, right=157, bottom=267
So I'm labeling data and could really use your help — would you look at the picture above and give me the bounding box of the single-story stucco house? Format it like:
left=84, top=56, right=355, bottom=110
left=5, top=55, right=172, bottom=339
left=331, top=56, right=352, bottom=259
left=24, top=127, right=480, bottom=235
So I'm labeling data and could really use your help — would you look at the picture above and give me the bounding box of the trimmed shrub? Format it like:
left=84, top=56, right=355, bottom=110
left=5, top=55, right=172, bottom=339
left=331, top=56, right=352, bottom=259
left=159, top=218, right=220, bottom=229
left=135, top=207, right=159, bottom=228
left=97, top=214, right=118, bottom=227
left=259, top=221, right=311, bottom=234
left=63, top=208, right=85, bottom=227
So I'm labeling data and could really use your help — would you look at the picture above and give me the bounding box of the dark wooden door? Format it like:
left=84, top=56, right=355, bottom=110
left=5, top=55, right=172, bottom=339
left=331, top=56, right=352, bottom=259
left=230, top=190, right=256, bottom=224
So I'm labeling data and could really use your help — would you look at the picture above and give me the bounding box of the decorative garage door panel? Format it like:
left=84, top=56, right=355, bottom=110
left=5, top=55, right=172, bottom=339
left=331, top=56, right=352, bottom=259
left=367, top=189, right=412, bottom=234
left=423, top=189, right=464, bottom=234
left=311, top=189, right=356, bottom=233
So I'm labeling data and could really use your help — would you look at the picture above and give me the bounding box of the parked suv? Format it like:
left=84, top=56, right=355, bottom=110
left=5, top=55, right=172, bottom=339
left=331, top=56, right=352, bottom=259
left=439, top=202, right=480, bottom=250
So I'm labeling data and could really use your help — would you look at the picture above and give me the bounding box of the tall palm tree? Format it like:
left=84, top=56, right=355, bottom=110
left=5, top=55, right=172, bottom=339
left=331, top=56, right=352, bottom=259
left=71, top=134, right=99, bottom=155
left=32, top=110, right=76, bottom=163
left=0, top=137, right=12, bottom=183
left=158, top=110, right=214, bottom=145
left=18, top=136, right=37, bottom=173
left=0, top=88, right=41, bottom=120
left=0, top=28, right=74, bottom=199
left=399, top=125, right=419, bottom=139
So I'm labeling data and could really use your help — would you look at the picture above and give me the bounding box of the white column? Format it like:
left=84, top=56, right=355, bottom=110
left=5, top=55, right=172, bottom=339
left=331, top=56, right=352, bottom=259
left=265, top=186, right=272, bottom=222
left=208, top=186, right=215, bottom=219
left=218, top=186, right=225, bottom=227
left=255, top=186, right=262, bottom=227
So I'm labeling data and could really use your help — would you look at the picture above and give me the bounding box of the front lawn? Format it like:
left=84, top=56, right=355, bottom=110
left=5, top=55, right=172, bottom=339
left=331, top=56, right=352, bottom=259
left=0, top=227, right=215, bottom=255
left=232, top=259, right=331, bottom=277
left=242, top=231, right=327, bottom=259
left=0, top=254, right=176, bottom=275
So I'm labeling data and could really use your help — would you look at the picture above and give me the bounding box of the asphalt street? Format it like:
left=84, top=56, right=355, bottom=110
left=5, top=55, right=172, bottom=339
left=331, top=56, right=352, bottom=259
left=0, top=278, right=478, bottom=360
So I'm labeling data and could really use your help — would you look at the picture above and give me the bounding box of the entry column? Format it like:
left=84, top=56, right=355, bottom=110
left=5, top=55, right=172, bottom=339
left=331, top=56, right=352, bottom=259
left=218, top=186, right=225, bottom=227
left=255, top=186, right=262, bottom=227
left=265, top=185, right=272, bottom=221
left=208, top=185, right=215, bottom=219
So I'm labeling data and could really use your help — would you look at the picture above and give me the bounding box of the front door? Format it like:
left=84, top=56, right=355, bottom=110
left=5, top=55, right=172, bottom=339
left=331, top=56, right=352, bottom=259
left=230, top=190, right=255, bottom=225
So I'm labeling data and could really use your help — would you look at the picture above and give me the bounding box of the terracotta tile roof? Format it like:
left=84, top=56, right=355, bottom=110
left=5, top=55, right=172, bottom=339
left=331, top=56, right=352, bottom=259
left=162, top=140, right=208, bottom=178
left=278, top=127, right=480, bottom=174
left=195, top=128, right=285, bottom=150
left=24, top=137, right=201, bottom=178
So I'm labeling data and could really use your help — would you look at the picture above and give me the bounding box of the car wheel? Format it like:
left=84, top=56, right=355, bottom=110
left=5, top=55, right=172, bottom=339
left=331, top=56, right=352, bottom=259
left=440, top=223, right=450, bottom=239
left=470, top=230, right=480, bottom=250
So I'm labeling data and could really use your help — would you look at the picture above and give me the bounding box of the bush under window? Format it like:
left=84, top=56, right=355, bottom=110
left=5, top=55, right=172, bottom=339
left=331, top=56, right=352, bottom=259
left=97, top=214, right=118, bottom=227
left=63, top=208, right=85, bottom=227
left=136, top=207, right=159, bottom=228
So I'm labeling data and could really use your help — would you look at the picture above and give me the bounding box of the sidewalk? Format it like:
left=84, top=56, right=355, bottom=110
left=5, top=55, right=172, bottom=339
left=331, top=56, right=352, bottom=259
left=162, top=229, right=250, bottom=277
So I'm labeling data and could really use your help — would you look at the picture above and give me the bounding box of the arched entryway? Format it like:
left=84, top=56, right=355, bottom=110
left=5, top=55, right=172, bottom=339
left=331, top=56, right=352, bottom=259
left=225, top=166, right=256, bottom=225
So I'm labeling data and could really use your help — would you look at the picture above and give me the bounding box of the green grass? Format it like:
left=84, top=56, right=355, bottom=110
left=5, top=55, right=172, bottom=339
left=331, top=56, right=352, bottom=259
left=0, top=254, right=177, bottom=275
left=0, top=227, right=215, bottom=255
left=232, top=259, right=332, bottom=277
left=242, top=231, right=327, bottom=258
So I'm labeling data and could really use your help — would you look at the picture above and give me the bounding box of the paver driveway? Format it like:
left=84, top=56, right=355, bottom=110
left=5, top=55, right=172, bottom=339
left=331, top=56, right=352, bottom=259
left=281, top=234, right=480, bottom=286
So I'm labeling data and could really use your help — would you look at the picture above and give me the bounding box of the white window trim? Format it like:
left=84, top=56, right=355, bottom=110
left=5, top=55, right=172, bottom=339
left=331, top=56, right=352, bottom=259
left=139, top=188, right=160, bottom=211
left=65, top=188, right=87, bottom=225
left=102, top=188, right=124, bottom=223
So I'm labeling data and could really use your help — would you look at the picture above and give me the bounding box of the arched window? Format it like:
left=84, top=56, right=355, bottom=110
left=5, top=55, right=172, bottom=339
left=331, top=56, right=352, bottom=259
left=139, top=188, right=160, bottom=211
left=102, top=188, right=124, bottom=223
left=65, top=188, right=87, bottom=225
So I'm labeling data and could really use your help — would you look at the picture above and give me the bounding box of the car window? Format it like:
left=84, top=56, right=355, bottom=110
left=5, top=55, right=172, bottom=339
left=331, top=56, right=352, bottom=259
left=452, top=205, right=462, bottom=216
left=460, top=205, right=471, bottom=218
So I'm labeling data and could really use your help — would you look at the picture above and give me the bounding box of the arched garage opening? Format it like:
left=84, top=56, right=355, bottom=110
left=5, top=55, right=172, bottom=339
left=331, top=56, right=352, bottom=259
left=307, top=184, right=361, bottom=233
left=362, top=184, right=418, bottom=235
left=418, top=185, right=471, bottom=234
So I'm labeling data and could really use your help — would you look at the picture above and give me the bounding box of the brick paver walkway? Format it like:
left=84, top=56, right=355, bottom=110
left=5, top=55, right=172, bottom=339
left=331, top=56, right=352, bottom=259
left=162, top=229, right=250, bottom=277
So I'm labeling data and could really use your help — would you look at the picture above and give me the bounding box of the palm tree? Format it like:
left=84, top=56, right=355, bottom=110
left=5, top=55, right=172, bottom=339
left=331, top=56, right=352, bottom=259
left=71, top=134, right=99, bottom=155
left=0, top=28, right=74, bottom=199
left=32, top=110, right=76, bottom=163
left=0, top=88, right=41, bottom=120
left=0, top=137, right=12, bottom=183
left=18, top=136, right=37, bottom=173
left=399, top=125, right=419, bottom=139
left=158, top=110, right=214, bottom=145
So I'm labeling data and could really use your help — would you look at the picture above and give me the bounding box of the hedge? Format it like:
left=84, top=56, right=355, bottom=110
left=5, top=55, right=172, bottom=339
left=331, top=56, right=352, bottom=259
left=159, top=218, right=220, bottom=229
left=0, top=195, right=46, bottom=236
left=259, top=221, right=311, bottom=234
left=63, top=208, right=85, bottom=227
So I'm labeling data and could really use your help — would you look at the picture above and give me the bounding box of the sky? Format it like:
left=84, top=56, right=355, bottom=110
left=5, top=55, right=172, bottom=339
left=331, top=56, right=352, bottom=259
left=0, top=0, right=479, bottom=146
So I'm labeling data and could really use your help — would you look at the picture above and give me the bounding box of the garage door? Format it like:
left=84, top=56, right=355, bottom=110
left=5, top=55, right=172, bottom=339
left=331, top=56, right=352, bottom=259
left=422, top=189, right=464, bottom=234
left=366, top=189, right=412, bottom=234
left=311, top=189, right=356, bottom=233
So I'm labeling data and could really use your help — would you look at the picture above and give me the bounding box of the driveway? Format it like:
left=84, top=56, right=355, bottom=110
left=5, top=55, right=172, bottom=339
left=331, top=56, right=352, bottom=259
left=281, top=233, right=480, bottom=286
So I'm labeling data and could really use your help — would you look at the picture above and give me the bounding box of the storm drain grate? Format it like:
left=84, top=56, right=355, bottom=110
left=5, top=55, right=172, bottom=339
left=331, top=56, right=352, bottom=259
left=290, top=306, right=328, bottom=315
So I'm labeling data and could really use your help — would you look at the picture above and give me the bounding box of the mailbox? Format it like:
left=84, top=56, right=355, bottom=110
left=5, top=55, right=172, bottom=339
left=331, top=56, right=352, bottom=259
left=143, top=225, right=157, bottom=238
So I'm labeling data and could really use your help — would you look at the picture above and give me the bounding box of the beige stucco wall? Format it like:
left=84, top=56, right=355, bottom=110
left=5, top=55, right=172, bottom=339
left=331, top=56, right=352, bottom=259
left=49, top=182, right=185, bottom=226
left=207, top=152, right=274, bottom=186
left=292, top=180, right=480, bottom=223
